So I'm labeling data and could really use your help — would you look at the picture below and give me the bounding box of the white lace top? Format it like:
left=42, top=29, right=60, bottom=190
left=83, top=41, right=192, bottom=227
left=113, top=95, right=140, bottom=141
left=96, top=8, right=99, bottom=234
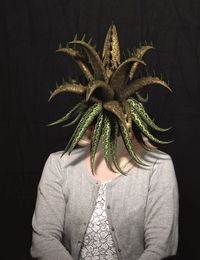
left=79, top=181, right=118, bottom=260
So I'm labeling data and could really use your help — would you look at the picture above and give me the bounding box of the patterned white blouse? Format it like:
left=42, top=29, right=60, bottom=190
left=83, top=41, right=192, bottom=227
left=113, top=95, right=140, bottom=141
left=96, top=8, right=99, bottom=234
left=79, top=181, right=118, bottom=260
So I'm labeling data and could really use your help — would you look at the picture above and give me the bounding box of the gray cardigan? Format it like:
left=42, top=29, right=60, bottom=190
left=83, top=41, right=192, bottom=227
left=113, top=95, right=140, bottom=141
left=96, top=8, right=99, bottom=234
left=31, top=147, right=179, bottom=260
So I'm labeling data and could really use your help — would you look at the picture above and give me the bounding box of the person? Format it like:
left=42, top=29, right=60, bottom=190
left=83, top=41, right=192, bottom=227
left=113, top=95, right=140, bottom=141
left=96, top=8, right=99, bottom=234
left=31, top=24, right=179, bottom=259
left=31, top=133, right=178, bottom=260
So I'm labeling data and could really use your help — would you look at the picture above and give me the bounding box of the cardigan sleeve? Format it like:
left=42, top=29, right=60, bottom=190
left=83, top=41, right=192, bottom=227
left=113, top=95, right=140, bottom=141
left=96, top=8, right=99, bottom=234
left=138, top=155, right=179, bottom=260
left=31, top=154, right=73, bottom=260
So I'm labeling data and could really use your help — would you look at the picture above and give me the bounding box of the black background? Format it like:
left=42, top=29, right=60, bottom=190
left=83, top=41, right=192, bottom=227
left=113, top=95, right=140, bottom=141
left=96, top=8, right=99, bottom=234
left=1, top=0, right=200, bottom=259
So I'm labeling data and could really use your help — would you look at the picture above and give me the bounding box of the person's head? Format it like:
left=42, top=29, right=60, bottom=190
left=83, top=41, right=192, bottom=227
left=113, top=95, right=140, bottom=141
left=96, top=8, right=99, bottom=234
left=48, top=24, right=172, bottom=174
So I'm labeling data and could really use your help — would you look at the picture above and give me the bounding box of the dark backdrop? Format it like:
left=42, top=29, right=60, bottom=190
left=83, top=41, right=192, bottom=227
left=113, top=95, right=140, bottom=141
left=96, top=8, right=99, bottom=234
left=1, top=0, right=200, bottom=259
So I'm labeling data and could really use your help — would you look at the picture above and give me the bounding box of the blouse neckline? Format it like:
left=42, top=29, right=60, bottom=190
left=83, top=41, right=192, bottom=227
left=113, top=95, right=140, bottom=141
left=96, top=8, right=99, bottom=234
left=81, top=146, right=138, bottom=186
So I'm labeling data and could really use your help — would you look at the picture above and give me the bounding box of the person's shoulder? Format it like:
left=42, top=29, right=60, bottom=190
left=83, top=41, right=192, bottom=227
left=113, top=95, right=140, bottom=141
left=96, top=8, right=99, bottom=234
left=139, top=149, right=174, bottom=176
left=40, top=147, right=87, bottom=182
left=47, top=147, right=87, bottom=168
left=143, top=149, right=172, bottom=166
left=142, top=149, right=177, bottom=183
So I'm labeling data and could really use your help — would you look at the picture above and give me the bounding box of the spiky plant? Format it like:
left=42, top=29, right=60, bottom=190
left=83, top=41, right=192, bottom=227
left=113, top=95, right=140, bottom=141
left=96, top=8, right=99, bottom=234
left=48, top=24, right=172, bottom=174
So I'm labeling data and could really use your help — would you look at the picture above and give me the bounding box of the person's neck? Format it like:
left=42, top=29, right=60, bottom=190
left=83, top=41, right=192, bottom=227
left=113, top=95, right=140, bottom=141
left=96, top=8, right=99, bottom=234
left=85, top=136, right=143, bottom=182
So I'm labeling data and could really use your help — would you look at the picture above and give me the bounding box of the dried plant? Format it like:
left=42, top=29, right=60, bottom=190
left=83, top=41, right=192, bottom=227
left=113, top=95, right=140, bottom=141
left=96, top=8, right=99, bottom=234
left=48, top=24, right=172, bottom=174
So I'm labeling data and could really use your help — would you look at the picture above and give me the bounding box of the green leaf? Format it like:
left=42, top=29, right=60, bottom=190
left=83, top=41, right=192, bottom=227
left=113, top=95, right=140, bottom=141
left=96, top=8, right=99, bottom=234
left=102, top=115, right=114, bottom=171
left=130, top=107, right=173, bottom=144
left=65, top=103, right=103, bottom=154
left=47, top=101, right=86, bottom=126
left=119, top=121, right=146, bottom=166
left=128, top=98, right=171, bottom=132
left=90, top=112, right=104, bottom=174
left=110, top=122, right=126, bottom=175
